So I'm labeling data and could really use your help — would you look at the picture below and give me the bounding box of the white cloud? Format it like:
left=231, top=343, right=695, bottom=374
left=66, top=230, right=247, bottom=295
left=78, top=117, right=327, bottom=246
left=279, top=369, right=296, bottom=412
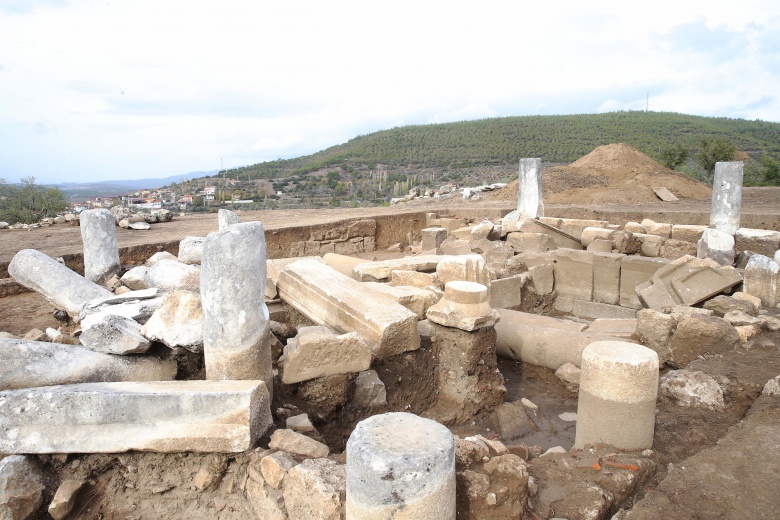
left=0, top=0, right=779, bottom=183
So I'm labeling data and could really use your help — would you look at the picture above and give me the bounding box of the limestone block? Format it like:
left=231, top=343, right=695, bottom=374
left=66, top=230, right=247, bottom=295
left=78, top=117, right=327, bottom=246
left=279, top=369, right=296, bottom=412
left=743, top=254, right=780, bottom=307
left=140, top=290, right=204, bottom=352
left=710, top=161, right=743, bottom=235
left=80, top=314, right=151, bottom=355
left=659, top=238, right=698, bottom=260
left=660, top=370, right=724, bottom=410
left=201, top=222, right=272, bottom=386
left=697, top=228, right=735, bottom=266
left=269, top=429, right=329, bottom=458
left=470, top=220, right=495, bottom=240
left=277, top=259, right=420, bottom=358
left=634, top=233, right=664, bottom=257
left=83, top=287, right=159, bottom=308
left=592, top=252, right=623, bottom=305
left=364, top=282, right=439, bottom=319
left=506, top=232, right=554, bottom=253
left=528, top=264, right=554, bottom=295
left=671, top=224, right=708, bottom=243
left=352, top=370, right=387, bottom=409
left=723, top=310, right=763, bottom=327
left=353, top=255, right=443, bottom=282
left=574, top=341, right=659, bottom=450
left=48, top=479, right=84, bottom=520
left=260, top=451, right=298, bottom=490
left=421, top=227, right=448, bottom=251
left=281, top=326, right=372, bottom=384
left=734, top=228, right=780, bottom=257
left=515, top=157, right=544, bottom=218
left=762, top=376, right=780, bottom=397
left=178, top=236, right=205, bottom=265
left=503, top=218, right=582, bottom=249
left=145, top=251, right=177, bottom=266
left=0, top=456, right=44, bottom=520
left=703, top=295, right=758, bottom=317
left=346, top=412, right=455, bottom=519
left=581, top=227, right=615, bottom=247
left=585, top=318, right=637, bottom=339
left=555, top=297, right=639, bottom=320
left=547, top=218, right=609, bottom=241
left=440, top=237, right=472, bottom=256
left=733, top=291, right=762, bottom=310
left=8, top=249, right=113, bottom=320
left=80, top=208, right=121, bottom=285
left=635, top=309, right=675, bottom=364
left=624, top=222, right=646, bottom=234
left=436, top=254, right=491, bottom=287
left=283, top=458, right=346, bottom=520
left=617, top=256, right=669, bottom=309
left=552, top=248, right=594, bottom=301
left=389, top=269, right=440, bottom=290
left=218, top=208, right=241, bottom=230
left=637, top=255, right=743, bottom=310
left=120, top=266, right=149, bottom=290
left=639, top=219, right=672, bottom=238
left=555, top=362, right=581, bottom=391
left=426, top=281, right=498, bottom=331
left=145, top=259, right=200, bottom=293
left=489, top=274, right=528, bottom=309
left=0, top=380, right=271, bottom=453
left=0, top=338, right=176, bottom=390
left=320, top=253, right=366, bottom=278
left=668, top=315, right=740, bottom=368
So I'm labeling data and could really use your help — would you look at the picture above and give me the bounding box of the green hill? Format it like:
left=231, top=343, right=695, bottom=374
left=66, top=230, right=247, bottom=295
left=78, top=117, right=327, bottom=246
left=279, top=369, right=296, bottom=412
left=221, top=111, right=780, bottom=184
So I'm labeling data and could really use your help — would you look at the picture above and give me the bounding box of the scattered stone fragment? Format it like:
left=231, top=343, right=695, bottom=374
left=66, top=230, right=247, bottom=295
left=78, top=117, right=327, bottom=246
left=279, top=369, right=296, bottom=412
left=140, top=290, right=204, bottom=352
left=660, top=369, right=725, bottom=410
left=192, top=456, right=228, bottom=491
left=120, top=266, right=149, bottom=290
left=80, top=296, right=163, bottom=329
left=493, top=401, right=534, bottom=440
left=0, top=456, right=44, bottom=520
left=261, top=451, right=298, bottom=489
left=218, top=208, right=241, bottom=230
left=80, top=314, right=151, bottom=354
left=668, top=315, right=740, bottom=368
left=47, top=479, right=84, bottom=520
left=703, top=295, right=758, bottom=317
left=145, top=259, right=200, bottom=293
left=762, top=375, right=780, bottom=397
left=351, top=370, right=387, bottom=409
left=697, top=228, right=735, bottom=266
left=129, top=221, right=151, bottom=230
left=178, top=236, right=205, bottom=264
left=555, top=362, right=581, bottom=392
left=286, top=414, right=315, bottom=433
left=743, top=254, right=780, bottom=307
left=269, top=429, right=329, bottom=459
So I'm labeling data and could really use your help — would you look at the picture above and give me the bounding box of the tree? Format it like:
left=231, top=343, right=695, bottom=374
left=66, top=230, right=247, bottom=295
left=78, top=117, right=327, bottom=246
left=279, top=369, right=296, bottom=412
left=761, top=155, right=780, bottom=185
left=695, top=137, right=736, bottom=182
left=659, top=143, right=689, bottom=170
left=0, top=176, right=68, bottom=224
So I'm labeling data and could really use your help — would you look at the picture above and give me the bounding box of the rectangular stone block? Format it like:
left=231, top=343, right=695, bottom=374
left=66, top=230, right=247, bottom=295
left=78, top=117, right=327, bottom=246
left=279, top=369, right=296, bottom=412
left=363, top=282, right=438, bottom=319
left=421, top=227, right=448, bottom=251
left=506, top=232, right=554, bottom=253
left=620, top=256, right=671, bottom=309
left=554, top=296, right=639, bottom=320
left=592, top=252, right=624, bottom=305
left=585, top=318, right=637, bottom=338
left=710, top=161, right=743, bottom=235
left=546, top=218, right=609, bottom=241
left=743, top=254, right=780, bottom=307
left=671, top=224, right=708, bottom=243
left=352, top=255, right=444, bottom=282
left=517, top=158, right=544, bottom=218
left=489, top=274, right=528, bottom=309
left=503, top=218, right=582, bottom=249
left=277, top=259, right=420, bottom=357
left=553, top=249, right=594, bottom=301
left=735, top=228, right=780, bottom=258
left=0, top=380, right=271, bottom=453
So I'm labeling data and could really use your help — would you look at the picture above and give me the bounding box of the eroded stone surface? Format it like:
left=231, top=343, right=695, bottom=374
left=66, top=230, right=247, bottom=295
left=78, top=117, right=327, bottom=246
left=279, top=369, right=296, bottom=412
left=281, top=326, right=372, bottom=384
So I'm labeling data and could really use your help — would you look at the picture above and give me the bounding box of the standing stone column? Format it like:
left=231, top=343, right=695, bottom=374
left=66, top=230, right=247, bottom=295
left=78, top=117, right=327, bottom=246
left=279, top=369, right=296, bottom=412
left=517, top=158, right=544, bottom=219
left=710, top=161, right=743, bottom=235
left=574, top=341, right=659, bottom=451
left=80, top=208, right=121, bottom=285
left=201, top=222, right=272, bottom=396
left=346, top=412, right=455, bottom=519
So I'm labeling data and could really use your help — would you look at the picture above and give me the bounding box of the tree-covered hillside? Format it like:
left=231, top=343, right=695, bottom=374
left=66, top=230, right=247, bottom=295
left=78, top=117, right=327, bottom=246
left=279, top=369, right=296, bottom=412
left=220, top=111, right=780, bottom=182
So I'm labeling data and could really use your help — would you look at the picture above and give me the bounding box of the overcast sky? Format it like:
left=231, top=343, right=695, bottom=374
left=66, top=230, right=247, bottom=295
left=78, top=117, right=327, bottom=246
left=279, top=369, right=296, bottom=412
left=1, top=0, right=779, bottom=184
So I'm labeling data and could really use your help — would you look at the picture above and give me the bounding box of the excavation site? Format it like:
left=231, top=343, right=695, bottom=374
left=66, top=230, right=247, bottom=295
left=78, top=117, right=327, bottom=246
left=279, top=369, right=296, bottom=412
left=1, top=147, right=779, bottom=520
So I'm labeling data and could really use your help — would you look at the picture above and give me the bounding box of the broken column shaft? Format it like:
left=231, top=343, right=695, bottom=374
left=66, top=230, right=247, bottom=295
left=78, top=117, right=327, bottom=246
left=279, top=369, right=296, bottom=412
left=80, top=208, right=121, bottom=285
left=710, top=161, right=743, bottom=235
left=200, top=222, right=273, bottom=393
left=574, top=340, right=659, bottom=451
left=346, top=412, right=455, bottom=519
left=8, top=249, right=113, bottom=319
left=517, top=158, right=544, bottom=218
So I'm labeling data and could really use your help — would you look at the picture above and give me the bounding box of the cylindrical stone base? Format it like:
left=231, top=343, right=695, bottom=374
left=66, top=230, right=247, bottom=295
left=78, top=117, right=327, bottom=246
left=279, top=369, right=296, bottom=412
left=574, top=341, right=659, bottom=451
left=346, top=412, right=455, bottom=519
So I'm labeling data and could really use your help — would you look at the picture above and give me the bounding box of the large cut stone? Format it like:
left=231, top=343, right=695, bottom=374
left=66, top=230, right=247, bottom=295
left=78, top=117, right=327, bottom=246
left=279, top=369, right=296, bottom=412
left=637, top=255, right=743, bottom=310
left=0, top=455, right=44, bottom=520
left=553, top=249, right=594, bottom=301
left=140, top=290, right=204, bottom=352
left=436, top=254, right=491, bottom=287
left=80, top=208, right=121, bottom=285
left=178, top=236, right=206, bottom=265
left=710, top=161, right=743, bottom=235
left=619, top=256, right=670, bottom=309
left=0, top=338, right=176, bottom=390
left=353, top=255, right=444, bottom=282
left=516, top=157, right=544, bottom=219
left=201, top=222, right=273, bottom=386
left=284, top=459, right=346, bottom=520
left=281, top=326, right=373, bottom=384
left=277, top=259, right=420, bottom=358
left=667, top=315, right=740, bottom=368
left=8, top=249, right=112, bottom=320
left=696, top=228, right=735, bottom=266
left=735, top=228, right=780, bottom=257
left=363, top=282, right=439, bottom=319
left=592, top=252, right=623, bottom=305
left=0, top=380, right=271, bottom=453
left=145, top=259, right=200, bottom=292
left=743, top=254, right=780, bottom=307
left=426, top=281, right=498, bottom=332
left=80, top=314, right=151, bottom=355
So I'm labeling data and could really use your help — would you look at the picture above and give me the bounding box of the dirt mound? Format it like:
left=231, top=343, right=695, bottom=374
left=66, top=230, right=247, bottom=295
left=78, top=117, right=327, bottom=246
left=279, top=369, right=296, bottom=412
left=492, top=143, right=711, bottom=205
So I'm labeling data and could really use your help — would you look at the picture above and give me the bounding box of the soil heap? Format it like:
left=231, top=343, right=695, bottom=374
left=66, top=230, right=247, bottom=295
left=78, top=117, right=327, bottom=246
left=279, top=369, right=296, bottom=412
left=493, top=143, right=711, bottom=205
